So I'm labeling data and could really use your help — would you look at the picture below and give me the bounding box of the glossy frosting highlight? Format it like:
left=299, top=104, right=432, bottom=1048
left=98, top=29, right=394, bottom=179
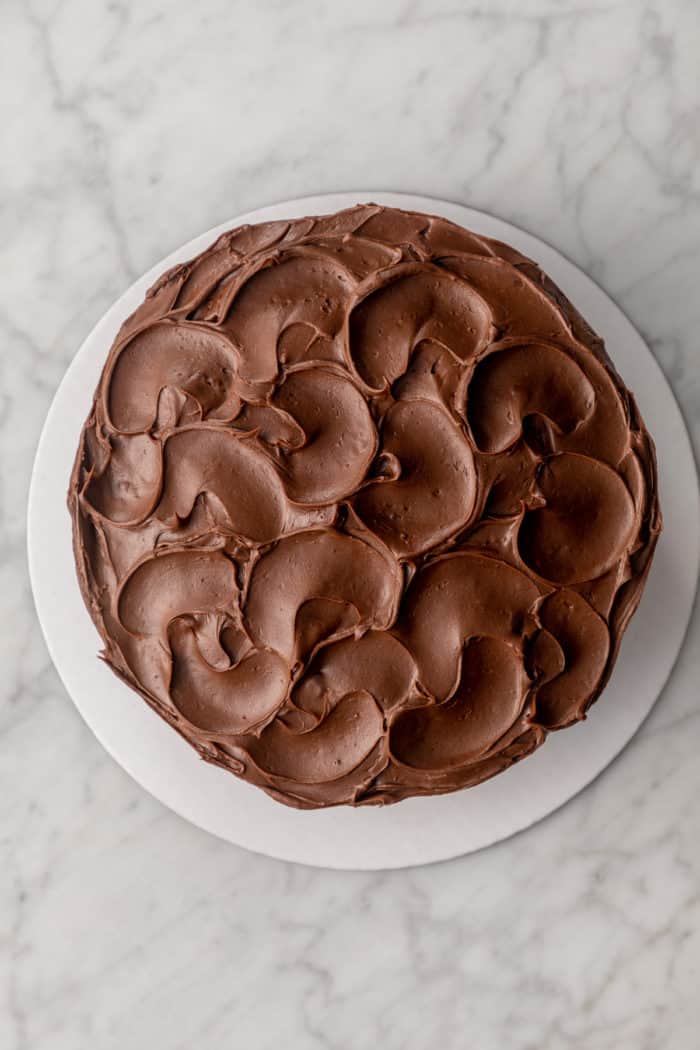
left=69, top=204, right=660, bottom=808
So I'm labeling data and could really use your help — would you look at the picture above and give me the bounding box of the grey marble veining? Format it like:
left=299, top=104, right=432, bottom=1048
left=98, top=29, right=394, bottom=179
left=2, top=0, right=699, bottom=1047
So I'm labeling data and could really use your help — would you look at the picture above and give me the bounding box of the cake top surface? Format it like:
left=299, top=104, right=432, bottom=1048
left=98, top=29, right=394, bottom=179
left=69, top=204, right=660, bottom=808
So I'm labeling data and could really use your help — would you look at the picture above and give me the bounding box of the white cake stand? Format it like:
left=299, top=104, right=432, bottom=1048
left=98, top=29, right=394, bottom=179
left=28, top=193, right=699, bottom=870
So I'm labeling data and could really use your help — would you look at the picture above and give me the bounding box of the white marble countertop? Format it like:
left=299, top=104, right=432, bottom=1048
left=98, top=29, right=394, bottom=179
left=3, top=1, right=699, bottom=1047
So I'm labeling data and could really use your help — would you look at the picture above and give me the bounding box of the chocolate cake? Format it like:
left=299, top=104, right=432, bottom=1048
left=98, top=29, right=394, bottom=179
left=69, top=204, right=660, bottom=808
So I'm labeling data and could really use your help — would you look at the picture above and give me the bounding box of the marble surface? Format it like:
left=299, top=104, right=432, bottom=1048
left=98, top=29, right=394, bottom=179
left=2, top=0, right=699, bottom=1046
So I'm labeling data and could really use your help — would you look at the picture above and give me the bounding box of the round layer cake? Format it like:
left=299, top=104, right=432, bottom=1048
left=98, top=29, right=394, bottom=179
left=69, top=204, right=661, bottom=808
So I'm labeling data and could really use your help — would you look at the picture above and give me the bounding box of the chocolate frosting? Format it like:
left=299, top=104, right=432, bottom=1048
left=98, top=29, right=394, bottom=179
left=69, top=204, right=661, bottom=808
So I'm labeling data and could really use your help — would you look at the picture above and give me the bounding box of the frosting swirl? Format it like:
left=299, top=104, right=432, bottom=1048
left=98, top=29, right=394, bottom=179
left=69, top=204, right=661, bottom=808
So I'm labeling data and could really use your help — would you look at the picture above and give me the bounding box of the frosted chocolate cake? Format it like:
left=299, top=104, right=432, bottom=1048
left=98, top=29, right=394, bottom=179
left=69, top=204, right=660, bottom=808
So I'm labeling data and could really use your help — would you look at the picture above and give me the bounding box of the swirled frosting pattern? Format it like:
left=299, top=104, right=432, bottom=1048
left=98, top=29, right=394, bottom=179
left=69, top=204, right=661, bottom=808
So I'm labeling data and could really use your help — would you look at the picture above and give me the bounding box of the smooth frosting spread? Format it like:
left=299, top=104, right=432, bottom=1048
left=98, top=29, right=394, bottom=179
left=69, top=204, right=661, bottom=808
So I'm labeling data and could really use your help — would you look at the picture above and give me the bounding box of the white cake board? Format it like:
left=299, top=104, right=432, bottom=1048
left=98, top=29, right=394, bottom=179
left=28, top=193, right=699, bottom=870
